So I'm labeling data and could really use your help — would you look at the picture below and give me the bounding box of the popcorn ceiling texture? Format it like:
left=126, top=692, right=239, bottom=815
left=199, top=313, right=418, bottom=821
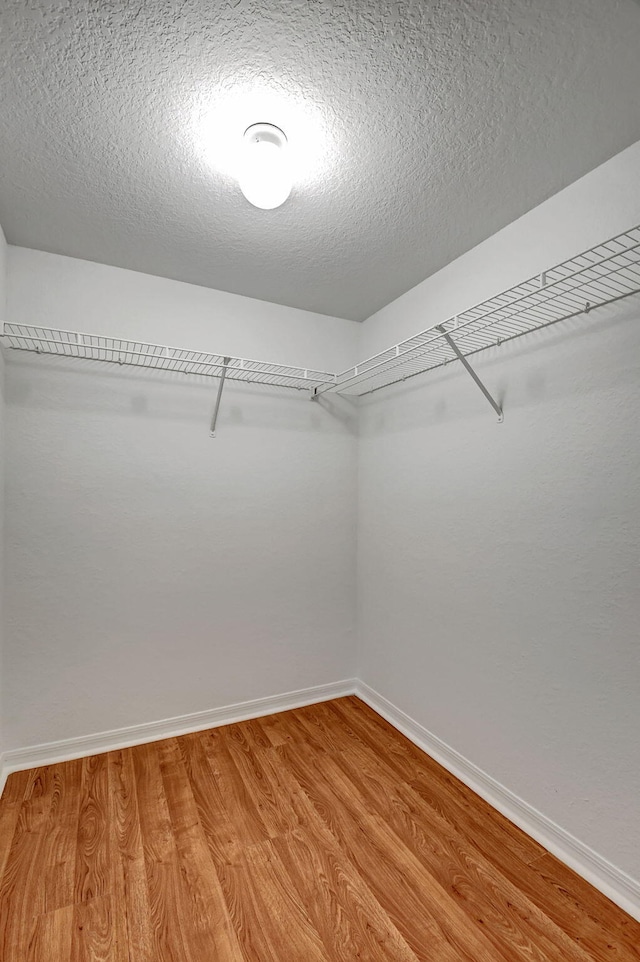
left=1, top=0, right=640, bottom=320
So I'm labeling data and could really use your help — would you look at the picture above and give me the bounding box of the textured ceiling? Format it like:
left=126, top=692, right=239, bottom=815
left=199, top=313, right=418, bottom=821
left=1, top=1, right=640, bottom=322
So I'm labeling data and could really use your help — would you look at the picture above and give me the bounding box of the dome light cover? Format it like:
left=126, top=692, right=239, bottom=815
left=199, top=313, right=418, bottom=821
left=238, top=123, right=292, bottom=210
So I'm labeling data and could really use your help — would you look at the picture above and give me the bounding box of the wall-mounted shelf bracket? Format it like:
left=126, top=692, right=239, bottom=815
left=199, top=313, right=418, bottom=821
left=310, top=376, right=337, bottom=400
left=436, top=327, right=503, bottom=422
left=210, top=357, right=231, bottom=437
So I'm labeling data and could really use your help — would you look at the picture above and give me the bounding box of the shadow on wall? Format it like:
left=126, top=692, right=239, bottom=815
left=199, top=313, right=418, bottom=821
left=358, top=304, right=639, bottom=437
left=4, top=354, right=358, bottom=437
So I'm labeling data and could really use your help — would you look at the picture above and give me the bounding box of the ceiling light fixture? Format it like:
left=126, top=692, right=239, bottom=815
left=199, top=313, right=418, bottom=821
left=238, top=123, right=292, bottom=210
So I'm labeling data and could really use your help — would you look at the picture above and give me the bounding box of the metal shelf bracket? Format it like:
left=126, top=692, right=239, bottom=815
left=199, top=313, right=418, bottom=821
left=210, top=356, right=231, bottom=437
left=436, top=327, right=503, bottom=422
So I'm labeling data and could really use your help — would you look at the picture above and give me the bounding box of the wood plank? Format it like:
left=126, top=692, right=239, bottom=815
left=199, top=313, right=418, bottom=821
left=177, top=730, right=241, bottom=867
left=257, top=709, right=300, bottom=747
left=201, top=728, right=272, bottom=847
left=74, top=755, right=111, bottom=904
left=108, top=749, right=154, bottom=962
left=37, top=759, right=83, bottom=915
left=27, top=905, right=74, bottom=962
left=131, top=741, right=197, bottom=962
left=224, top=717, right=273, bottom=752
left=271, top=824, right=421, bottom=961
left=0, top=770, right=31, bottom=880
left=0, top=766, right=55, bottom=962
left=157, top=737, right=243, bottom=961
left=220, top=724, right=306, bottom=839
left=243, top=731, right=309, bottom=835
left=217, top=836, right=331, bottom=962
left=70, top=894, right=127, bottom=962
left=0, top=769, right=31, bottom=805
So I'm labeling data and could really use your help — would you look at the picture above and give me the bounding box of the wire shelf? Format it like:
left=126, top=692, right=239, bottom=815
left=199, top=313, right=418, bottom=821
left=0, top=324, right=335, bottom=392
left=3, top=224, right=640, bottom=408
left=314, top=224, right=640, bottom=397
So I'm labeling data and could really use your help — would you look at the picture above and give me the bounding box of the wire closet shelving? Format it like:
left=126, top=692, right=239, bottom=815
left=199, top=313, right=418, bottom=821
left=0, top=327, right=334, bottom=391
left=313, top=224, right=640, bottom=405
left=2, top=224, right=640, bottom=430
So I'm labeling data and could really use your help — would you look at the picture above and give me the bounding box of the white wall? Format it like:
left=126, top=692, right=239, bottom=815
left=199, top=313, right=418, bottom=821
left=358, top=141, right=640, bottom=883
left=0, top=223, right=7, bottom=759
left=4, top=254, right=359, bottom=748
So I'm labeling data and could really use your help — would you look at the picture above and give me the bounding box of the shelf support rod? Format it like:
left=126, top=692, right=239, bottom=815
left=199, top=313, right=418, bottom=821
left=436, top=327, right=503, bottom=422
left=210, top=357, right=231, bottom=438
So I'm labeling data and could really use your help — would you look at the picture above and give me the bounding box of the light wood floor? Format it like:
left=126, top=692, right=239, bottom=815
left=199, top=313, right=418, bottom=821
left=0, top=696, right=638, bottom=961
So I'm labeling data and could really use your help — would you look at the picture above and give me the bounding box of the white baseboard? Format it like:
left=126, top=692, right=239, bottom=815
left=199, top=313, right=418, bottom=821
left=356, top=680, right=640, bottom=922
left=0, top=678, right=357, bottom=794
